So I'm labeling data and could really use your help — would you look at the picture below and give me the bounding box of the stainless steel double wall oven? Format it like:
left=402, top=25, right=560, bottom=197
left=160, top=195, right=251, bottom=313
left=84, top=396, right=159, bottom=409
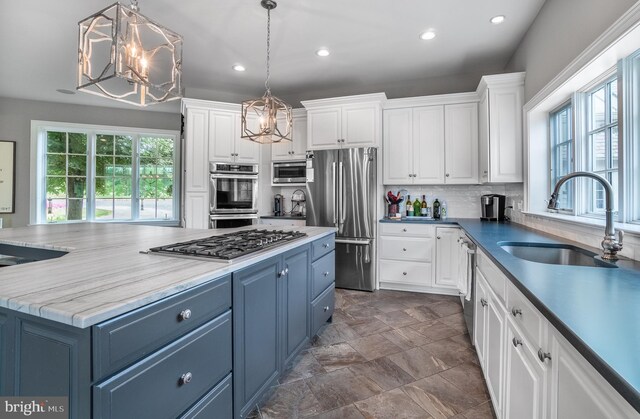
left=209, top=162, right=259, bottom=229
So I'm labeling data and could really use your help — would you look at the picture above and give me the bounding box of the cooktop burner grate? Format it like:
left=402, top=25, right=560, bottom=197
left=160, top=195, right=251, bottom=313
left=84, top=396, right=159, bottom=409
left=148, top=229, right=307, bottom=260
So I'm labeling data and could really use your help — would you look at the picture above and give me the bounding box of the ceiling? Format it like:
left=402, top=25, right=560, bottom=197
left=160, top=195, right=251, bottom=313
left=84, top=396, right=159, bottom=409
left=0, top=0, right=546, bottom=112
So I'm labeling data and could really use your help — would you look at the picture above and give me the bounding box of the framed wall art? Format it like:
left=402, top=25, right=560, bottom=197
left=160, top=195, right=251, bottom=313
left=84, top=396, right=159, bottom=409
left=0, top=141, right=16, bottom=213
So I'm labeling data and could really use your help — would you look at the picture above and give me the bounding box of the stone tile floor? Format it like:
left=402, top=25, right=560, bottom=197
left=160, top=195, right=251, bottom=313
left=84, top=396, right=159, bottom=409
left=249, top=289, right=497, bottom=419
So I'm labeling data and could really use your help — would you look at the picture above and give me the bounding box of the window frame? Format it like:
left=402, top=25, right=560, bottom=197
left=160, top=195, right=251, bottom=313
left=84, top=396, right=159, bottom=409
left=548, top=101, right=575, bottom=214
left=30, top=121, right=181, bottom=226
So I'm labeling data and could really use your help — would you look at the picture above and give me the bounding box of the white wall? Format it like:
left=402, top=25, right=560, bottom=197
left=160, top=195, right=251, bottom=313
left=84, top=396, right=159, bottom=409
left=506, top=0, right=637, bottom=102
left=0, top=97, right=180, bottom=228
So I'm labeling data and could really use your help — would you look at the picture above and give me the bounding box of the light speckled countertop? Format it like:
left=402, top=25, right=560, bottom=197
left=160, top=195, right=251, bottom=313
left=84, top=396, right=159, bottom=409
left=0, top=224, right=334, bottom=328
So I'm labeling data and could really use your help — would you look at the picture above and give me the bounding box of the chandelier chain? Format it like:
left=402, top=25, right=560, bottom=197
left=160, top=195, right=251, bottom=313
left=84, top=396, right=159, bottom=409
left=265, top=8, right=271, bottom=93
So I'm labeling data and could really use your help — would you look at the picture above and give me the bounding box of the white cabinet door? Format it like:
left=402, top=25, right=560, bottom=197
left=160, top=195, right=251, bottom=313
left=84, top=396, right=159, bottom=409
left=478, top=92, right=490, bottom=183
left=208, top=111, right=234, bottom=163
left=184, top=192, right=209, bottom=229
left=547, top=328, right=640, bottom=419
left=413, top=106, right=445, bottom=184
left=234, top=114, right=261, bottom=164
left=444, top=103, right=478, bottom=184
left=474, top=269, right=488, bottom=369
left=434, top=227, right=460, bottom=289
left=485, top=287, right=506, bottom=418
left=307, top=108, right=341, bottom=150
left=342, top=103, right=380, bottom=147
left=383, top=109, right=413, bottom=184
left=488, top=87, right=523, bottom=183
left=504, top=319, right=545, bottom=419
left=291, top=116, right=308, bottom=159
left=271, top=140, right=292, bottom=161
left=185, top=108, right=210, bottom=192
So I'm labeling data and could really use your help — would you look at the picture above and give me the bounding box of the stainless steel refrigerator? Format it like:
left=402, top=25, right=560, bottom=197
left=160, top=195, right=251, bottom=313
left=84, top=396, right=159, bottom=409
left=306, top=147, right=377, bottom=291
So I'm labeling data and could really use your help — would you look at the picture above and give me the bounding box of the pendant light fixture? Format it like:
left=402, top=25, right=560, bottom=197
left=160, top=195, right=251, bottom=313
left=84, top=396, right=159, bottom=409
left=241, top=0, right=293, bottom=144
left=77, top=0, right=183, bottom=106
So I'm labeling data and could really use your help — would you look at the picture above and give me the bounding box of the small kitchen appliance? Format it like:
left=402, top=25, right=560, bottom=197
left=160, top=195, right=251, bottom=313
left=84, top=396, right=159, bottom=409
left=274, top=194, right=284, bottom=216
left=481, top=194, right=506, bottom=221
left=290, top=189, right=306, bottom=216
left=272, top=161, right=307, bottom=184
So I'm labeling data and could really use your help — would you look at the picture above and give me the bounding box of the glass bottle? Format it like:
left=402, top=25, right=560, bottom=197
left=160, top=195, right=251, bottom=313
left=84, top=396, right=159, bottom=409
left=420, top=195, right=428, bottom=216
left=406, top=196, right=413, bottom=216
left=441, top=200, right=448, bottom=219
left=413, top=197, right=421, bottom=217
left=433, top=198, right=441, bottom=220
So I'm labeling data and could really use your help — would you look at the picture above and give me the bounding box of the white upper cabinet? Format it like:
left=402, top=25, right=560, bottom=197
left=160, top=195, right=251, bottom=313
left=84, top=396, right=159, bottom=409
left=302, top=93, right=386, bottom=150
left=208, top=111, right=234, bottom=163
left=184, top=107, right=210, bottom=193
left=445, top=102, right=479, bottom=184
left=477, top=73, right=525, bottom=183
left=271, top=112, right=308, bottom=161
left=383, top=95, right=476, bottom=185
left=233, top=113, right=261, bottom=164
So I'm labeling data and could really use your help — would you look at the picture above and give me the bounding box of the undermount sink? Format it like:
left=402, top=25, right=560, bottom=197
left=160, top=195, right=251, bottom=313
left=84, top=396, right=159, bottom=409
left=0, top=244, right=68, bottom=268
left=498, top=242, right=617, bottom=269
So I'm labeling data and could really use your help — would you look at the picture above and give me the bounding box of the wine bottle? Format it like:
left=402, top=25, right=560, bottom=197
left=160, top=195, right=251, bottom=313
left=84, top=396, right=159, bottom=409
left=413, top=197, right=421, bottom=217
left=433, top=198, right=441, bottom=220
left=420, top=195, right=427, bottom=216
left=406, top=196, right=413, bottom=216
left=441, top=200, right=448, bottom=219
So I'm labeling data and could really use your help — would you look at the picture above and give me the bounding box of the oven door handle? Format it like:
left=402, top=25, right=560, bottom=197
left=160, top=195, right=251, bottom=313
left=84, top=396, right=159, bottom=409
left=210, top=214, right=259, bottom=220
left=209, top=176, right=217, bottom=213
left=210, top=173, right=259, bottom=180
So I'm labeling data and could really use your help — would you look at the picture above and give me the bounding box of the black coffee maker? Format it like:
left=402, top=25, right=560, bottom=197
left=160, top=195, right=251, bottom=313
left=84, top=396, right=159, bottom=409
left=274, top=194, right=284, bottom=216
left=481, top=194, right=506, bottom=221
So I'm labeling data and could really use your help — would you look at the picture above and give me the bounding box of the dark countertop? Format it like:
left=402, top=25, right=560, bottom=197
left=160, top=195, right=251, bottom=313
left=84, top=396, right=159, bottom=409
left=381, top=217, right=640, bottom=412
left=260, top=215, right=306, bottom=220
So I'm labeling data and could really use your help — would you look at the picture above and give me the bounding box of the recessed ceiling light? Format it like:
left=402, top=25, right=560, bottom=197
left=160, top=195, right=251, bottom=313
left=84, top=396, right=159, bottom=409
left=232, top=64, right=246, bottom=72
left=490, top=15, right=505, bottom=24
left=316, top=48, right=330, bottom=57
left=419, top=31, right=436, bottom=40
left=56, top=89, right=76, bottom=95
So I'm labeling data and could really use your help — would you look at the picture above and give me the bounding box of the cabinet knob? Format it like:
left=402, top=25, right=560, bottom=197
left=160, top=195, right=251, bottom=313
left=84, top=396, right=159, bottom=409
left=178, top=309, right=192, bottom=321
left=179, top=372, right=193, bottom=386
left=446, top=173, right=450, bottom=177
left=437, top=236, right=441, bottom=239
left=323, top=306, right=330, bottom=312
left=402, top=228, right=407, bottom=232
left=323, top=271, right=330, bottom=276
left=323, top=243, right=330, bottom=248
left=511, top=307, right=523, bottom=317
left=538, top=348, right=552, bottom=363
left=402, top=248, right=407, bottom=251
left=279, top=269, right=286, bottom=277
left=512, top=337, right=523, bottom=348
left=483, top=170, right=488, bottom=174
left=402, top=272, right=407, bottom=276
left=480, top=298, right=488, bottom=307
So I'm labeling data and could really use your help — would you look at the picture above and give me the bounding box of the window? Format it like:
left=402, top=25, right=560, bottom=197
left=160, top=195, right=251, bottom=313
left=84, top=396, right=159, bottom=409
left=549, top=103, right=573, bottom=211
left=33, top=122, right=180, bottom=225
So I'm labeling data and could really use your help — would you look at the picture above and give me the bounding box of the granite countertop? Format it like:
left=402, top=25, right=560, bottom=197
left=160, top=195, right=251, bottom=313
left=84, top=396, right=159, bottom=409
left=381, top=217, right=640, bottom=412
left=260, top=215, right=306, bottom=220
left=0, top=224, right=334, bottom=328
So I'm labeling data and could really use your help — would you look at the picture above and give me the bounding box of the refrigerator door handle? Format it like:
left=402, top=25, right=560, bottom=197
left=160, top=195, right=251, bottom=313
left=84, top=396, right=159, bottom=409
left=331, top=162, right=337, bottom=226
left=339, top=161, right=345, bottom=225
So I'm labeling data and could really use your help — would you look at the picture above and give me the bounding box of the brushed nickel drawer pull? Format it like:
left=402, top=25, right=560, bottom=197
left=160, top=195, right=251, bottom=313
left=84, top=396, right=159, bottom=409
left=323, top=271, right=330, bottom=276
left=178, top=309, right=192, bottom=321
left=323, top=306, right=330, bottom=312
left=512, top=337, right=522, bottom=348
left=538, top=349, right=552, bottom=363
left=179, top=372, right=193, bottom=386
left=480, top=298, right=488, bottom=307
left=511, top=307, right=523, bottom=317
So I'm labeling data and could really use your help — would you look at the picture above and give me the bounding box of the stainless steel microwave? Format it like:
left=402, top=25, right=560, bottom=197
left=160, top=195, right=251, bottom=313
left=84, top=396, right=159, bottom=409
left=272, top=161, right=306, bottom=184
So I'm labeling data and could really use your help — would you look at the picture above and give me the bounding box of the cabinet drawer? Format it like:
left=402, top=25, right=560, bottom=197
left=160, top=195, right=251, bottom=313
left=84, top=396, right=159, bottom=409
left=380, top=236, right=433, bottom=262
left=94, top=311, right=232, bottom=419
left=311, top=252, right=335, bottom=299
left=93, top=274, right=231, bottom=380
left=312, top=235, right=336, bottom=261
left=179, top=373, right=232, bottom=419
left=311, top=284, right=335, bottom=336
left=506, top=281, right=545, bottom=348
left=379, top=260, right=432, bottom=286
left=380, top=223, right=435, bottom=237
left=476, top=250, right=506, bottom=303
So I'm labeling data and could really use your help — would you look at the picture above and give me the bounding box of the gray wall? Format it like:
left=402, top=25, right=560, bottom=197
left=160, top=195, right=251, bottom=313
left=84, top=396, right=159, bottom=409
left=0, top=97, right=180, bottom=228
left=506, top=0, right=637, bottom=102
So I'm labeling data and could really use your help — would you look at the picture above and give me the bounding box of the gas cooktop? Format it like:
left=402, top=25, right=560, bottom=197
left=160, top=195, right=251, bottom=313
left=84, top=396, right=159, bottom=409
left=148, top=229, right=307, bottom=261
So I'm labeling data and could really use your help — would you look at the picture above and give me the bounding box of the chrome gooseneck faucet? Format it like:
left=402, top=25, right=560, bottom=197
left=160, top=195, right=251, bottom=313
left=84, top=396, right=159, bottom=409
left=548, top=171, right=623, bottom=260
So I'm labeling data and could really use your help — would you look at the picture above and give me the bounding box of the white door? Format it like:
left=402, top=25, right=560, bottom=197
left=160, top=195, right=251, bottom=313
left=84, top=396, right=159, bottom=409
left=434, top=227, right=460, bottom=289
left=478, top=92, right=490, bottom=183
left=485, top=288, right=505, bottom=417
left=307, top=108, right=341, bottom=150
left=184, top=192, right=209, bottom=229
left=234, top=113, right=261, bottom=164
left=184, top=108, right=210, bottom=192
left=413, top=106, right=445, bottom=184
left=474, top=269, right=488, bottom=369
left=444, top=103, right=479, bottom=184
left=208, top=111, right=235, bottom=163
left=271, top=140, right=292, bottom=161
left=383, top=109, right=413, bottom=184
left=488, top=87, right=523, bottom=183
left=290, top=116, right=308, bottom=159
left=342, top=103, right=380, bottom=147
left=504, top=319, right=545, bottom=419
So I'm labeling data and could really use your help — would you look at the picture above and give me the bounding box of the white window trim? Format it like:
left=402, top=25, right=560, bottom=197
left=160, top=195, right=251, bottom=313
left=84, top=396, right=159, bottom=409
left=523, top=3, right=640, bottom=237
left=30, top=120, right=181, bottom=226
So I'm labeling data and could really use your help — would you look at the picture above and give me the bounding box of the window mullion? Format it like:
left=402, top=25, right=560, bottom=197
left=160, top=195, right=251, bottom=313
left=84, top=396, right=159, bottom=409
left=86, top=131, right=96, bottom=221
left=132, top=135, right=140, bottom=220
